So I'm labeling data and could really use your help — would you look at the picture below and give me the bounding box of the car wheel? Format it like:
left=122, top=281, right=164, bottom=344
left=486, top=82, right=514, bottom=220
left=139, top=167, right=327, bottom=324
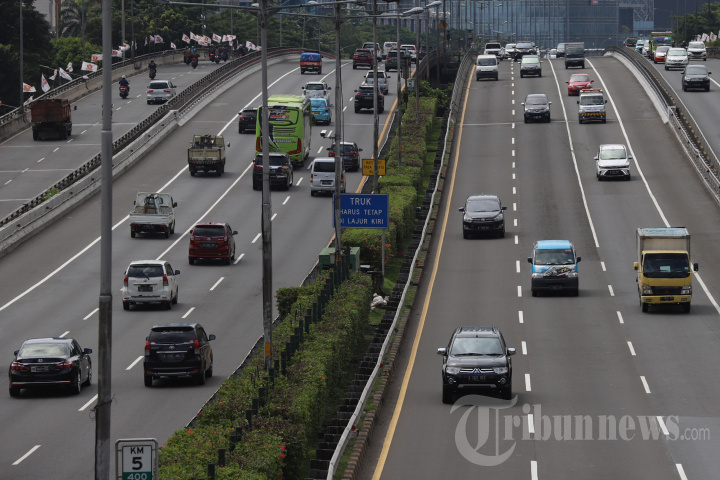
left=206, top=358, right=213, bottom=378
left=682, top=84, right=687, bottom=92
left=82, top=365, right=92, bottom=386
left=164, top=300, right=172, bottom=310
left=706, top=85, right=710, bottom=92
left=130, top=228, right=136, bottom=238
left=641, top=302, right=649, bottom=313
left=197, top=366, right=206, bottom=385
left=71, top=370, right=82, bottom=395
left=665, top=66, right=668, bottom=70
left=170, top=221, right=175, bottom=234
left=520, top=73, right=524, bottom=78
left=122, top=301, right=129, bottom=311
left=442, top=385, right=453, bottom=404
left=500, top=385, right=512, bottom=400
left=601, top=119, right=607, bottom=124
left=355, top=107, right=360, bottom=113
left=682, top=303, right=691, bottom=313
left=353, top=64, right=357, bottom=69
left=190, top=169, right=196, bottom=177
left=189, top=257, right=195, bottom=265
left=531, top=290, right=538, bottom=297
left=164, top=227, right=170, bottom=238
left=463, top=231, right=469, bottom=239
left=239, top=127, right=244, bottom=134
left=217, top=165, right=224, bottom=176
left=253, top=181, right=260, bottom=190
left=224, top=255, right=231, bottom=266
left=499, top=229, right=505, bottom=238
left=9, top=387, right=20, bottom=397
left=573, top=289, right=579, bottom=297
left=172, top=289, right=178, bottom=304
left=524, top=117, right=528, bottom=123
left=144, top=374, right=153, bottom=387
left=379, top=107, right=384, bottom=114
left=310, top=190, right=316, bottom=197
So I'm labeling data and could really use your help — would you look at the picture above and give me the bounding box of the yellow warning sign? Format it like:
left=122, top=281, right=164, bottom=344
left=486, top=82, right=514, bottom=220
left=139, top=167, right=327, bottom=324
left=363, top=158, right=386, bottom=176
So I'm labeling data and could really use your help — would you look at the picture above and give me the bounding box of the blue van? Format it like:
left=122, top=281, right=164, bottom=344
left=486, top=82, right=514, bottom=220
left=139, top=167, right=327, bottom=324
left=300, top=51, right=322, bottom=75
left=527, top=240, right=581, bottom=296
left=310, top=97, right=332, bottom=125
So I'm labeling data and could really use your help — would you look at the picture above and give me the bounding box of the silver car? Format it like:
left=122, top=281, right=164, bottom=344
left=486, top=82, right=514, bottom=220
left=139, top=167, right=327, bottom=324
left=146, top=80, right=177, bottom=104
left=595, top=144, right=631, bottom=181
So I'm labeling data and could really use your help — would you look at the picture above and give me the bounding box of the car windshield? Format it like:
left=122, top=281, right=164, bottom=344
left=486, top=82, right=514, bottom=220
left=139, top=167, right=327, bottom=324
left=517, top=42, right=533, bottom=48
left=193, top=226, right=225, bottom=237
left=656, top=46, right=670, bottom=53
left=313, top=160, right=335, bottom=172
left=310, top=98, right=327, bottom=108
left=127, top=264, right=164, bottom=277
left=20, top=342, right=69, bottom=357
left=522, top=57, right=539, bottom=64
left=526, top=96, right=547, bottom=105
left=685, top=66, right=706, bottom=75
left=306, top=84, right=324, bottom=90
left=477, top=58, right=496, bottom=66
left=451, top=337, right=504, bottom=356
left=148, top=82, right=169, bottom=89
left=332, top=144, right=356, bottom=154
left=581, top=95, right=604, bottom=105
left=535, top=249, right=575, bottom=265
left=643, top=253, right=690, bottom=278
left=467, top=198, right=500, bottom=212
left=600, top=147, right=627, bottom=160
left=668, top=49, right=686, bottom=56
left=570, top=75, right=590, bottom=82
left=148, top=328, right=195, bottom=343
left=688, top=42, right=704, bottom=49
left=242, top=109, right=256, bottom=116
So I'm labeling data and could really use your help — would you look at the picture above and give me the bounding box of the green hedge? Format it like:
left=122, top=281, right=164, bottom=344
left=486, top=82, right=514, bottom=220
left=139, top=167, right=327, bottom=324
left=341, top=224, right=397, bottom=269
left=384, top=185, right=418, bottom=247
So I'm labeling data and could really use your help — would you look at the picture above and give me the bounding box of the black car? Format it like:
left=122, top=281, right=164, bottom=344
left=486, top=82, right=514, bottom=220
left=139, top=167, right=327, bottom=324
left=459, top=194, right=507, bottom=238
left=681, top=65, right=711, bottom=92
left=143, top=323, right=215, bottom=386
left=238, top=107, right=257, bottom=133
left=252, top=152, right=293, bottom=190
left=328, top=141, right=363, bottom=172
left=555, top=42, right=566, bottom=58
left=437, top=326, right=516, bottom=403
left=9, top=337, right=92, bottom=397
left=514, top=41, right=536, bottom=61
left=522, top=93, right=552, bottom=123
left=520, top=55, right=542, bottom=77
left=354, top=83, right=384, bottom=113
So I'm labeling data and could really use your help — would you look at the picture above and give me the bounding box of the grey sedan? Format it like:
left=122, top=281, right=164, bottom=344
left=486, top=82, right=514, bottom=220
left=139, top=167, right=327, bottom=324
left=147, top=80, right=177, bottom=104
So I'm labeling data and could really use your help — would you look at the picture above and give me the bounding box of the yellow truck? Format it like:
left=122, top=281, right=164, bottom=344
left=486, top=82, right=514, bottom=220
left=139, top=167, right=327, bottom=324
left=634, top=228, right=698, bottom=313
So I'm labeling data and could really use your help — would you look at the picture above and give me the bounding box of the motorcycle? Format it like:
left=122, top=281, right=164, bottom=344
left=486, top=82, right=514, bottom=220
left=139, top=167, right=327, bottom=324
left=191, top=57, right=198, bottom=69
left=209, top=52, right=216, bottom=63
left=220, top=51, right=228, bottom=62
left=184, top=55, right=191, bottom=65
left=119, top=85, right=129, bottom=99
left=215, top=54, right=220, bottom=64
left=149, top=67, right=156, bottom=80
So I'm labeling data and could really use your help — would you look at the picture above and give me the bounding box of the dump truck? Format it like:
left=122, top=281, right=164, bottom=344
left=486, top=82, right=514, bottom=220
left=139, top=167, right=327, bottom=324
left=188, top=134, right=226, bottom=176
left=30, top=99, right=72, bottom=140
left=634, top=227, right=698, bottom=313
left=129, top=192, right=177, bottom=238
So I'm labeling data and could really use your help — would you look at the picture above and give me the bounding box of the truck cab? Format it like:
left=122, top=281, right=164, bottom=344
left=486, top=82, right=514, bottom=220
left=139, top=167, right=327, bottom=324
left=188, top=134, right=226, bottom=176
left=564, top=42, right=585, bottom=68
left=577, top=89, right=607, bottom=124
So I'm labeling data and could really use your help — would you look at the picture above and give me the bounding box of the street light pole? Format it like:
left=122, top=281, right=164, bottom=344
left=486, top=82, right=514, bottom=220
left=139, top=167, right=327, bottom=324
left=333, top=1, right=343, bottom=266
left=372, top=0, right=379, bottom=193
left=396, top=9, right=402, bottom=167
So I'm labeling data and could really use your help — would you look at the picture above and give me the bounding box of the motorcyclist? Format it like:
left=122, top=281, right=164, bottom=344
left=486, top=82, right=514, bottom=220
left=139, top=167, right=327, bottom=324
left=119, top=75, right=129, bottom=90
left=148, top=59, right=157, bottom=72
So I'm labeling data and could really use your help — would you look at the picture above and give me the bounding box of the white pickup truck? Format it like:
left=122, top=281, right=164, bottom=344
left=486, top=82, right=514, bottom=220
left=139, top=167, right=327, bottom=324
left=363, top=70, right=390, bottom=95
left=129, top=192, right=177, bottom=238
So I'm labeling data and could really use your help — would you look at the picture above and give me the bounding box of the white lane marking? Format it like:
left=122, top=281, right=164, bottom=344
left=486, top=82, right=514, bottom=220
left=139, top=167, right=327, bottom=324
left=598, top=59, right=720, bottom=314
left=81, top=130, right=87, bottom=134
left=318, top=147, right=324, bottom=154
left=271, top=213, right=277, bottom=221
left=234, top=253, right=245, bottom=265
left=182, top=306, right=195, bottom=319
left=13, top=445, right=40, bottom=465
left=657, top=416, right=670, bottom=435
left=4, top=180, right=11, bottom=185
left=511, top=99, right=515, bottom=105
left=522, top=341, right=527, bottom=355
left=83, top=308, right=98, bottom=320
left=513, top=186, right=516, bottom=195
left=601, top=261, right=606, bottom=271
left=531, top=461, right=538, bottom=480
left=59, top=331, right=69, bottom=338
left=627, top=341, right=636, bottom=356
left=512, top=122, right=515, bottom=128
left=348, top=97, right=353, bottom=102
left=518, top=310, right=524, bottom=323
left=210, top=277, right=225, bottom=291
left=640, top=376, right=651, bottom=393
left=53, top=147, right=59, bottom=152
left=547, top=59, right=600, bottom=249
left=283, top=196, right=290, bottom=205
left=511, top=109, right=515, bottom=115
left=528, top=413, right=535, bottom=434
left=525, top=374, right=532, bottom=391
left=512, top=149, right=515, bottom=157
left=22, top=168, right=28, bottom=173
left=126, top=356, right=143, bottom=370
left=343, top=106, right=347, bottom=112
left=327, top=130, right=333, bottom=137
left=512, top=173, right=516, bottom=180
left=608, top=285, right=615, bottom=296
left=514, top=219, right=517, bottom=226
left=296, top=177, right=303, bottom=186
left=513, top=203, right=517, bottom=211
left=37, top=157, right=45, bottom=163
left=516, top=260, right=520, bottom=273
left=676, top=464, right=688, bottom=480
left=115, top=107, right=122, bottom=111
left=78, top=394, right=98, bottom=412
left=252, top=233, right=261, bottom=243
left=514, top=235, right=518, bottom=245
left=517, top=285, right=522, bottom=297
left=617, top=311, right=624, bottom=324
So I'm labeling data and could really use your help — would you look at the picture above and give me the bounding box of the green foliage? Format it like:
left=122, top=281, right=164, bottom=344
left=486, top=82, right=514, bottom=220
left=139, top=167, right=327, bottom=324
left=384, top=186, right=418, bottom=247
left=51, top=37, right=102, bottom=71
left=342, top=224, right=397, bottom=269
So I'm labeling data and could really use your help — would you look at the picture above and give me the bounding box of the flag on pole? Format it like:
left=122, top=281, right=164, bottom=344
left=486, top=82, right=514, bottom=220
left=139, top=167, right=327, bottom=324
left=212, top=33, right=222, bottom=43
left=59, top=68, right=73, bottom=81
left=23, top=83, right=36, bottom=93
left=24, top=96, right=34, bottom=105
left=204, top=36, right=211, bottom=44
left=81, top=61, right=98, bottom=72
left=49, top=69, right=57, bottom=81
left=112, top=49, right=123, bottom=58
left=246, top=40, right=258, bottom=51
left=190, top=32, right=199, bottom=41
left=183, top=33, right=191, bottom=43
left=711, top=32, right=718, bottom=42
left=198, top=39, right=209, bottom=46
left=91, top=53, right=103, bottom=62
left=67, top=62, right=73, bottom=73
left=155, top=35, right=163, bottom=43
left=41, top=74, right=50, bottom=92
left=170, top=41, right=177, bottom=49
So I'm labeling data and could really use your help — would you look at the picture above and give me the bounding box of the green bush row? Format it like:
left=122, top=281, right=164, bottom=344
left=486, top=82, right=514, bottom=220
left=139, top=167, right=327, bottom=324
left=158, top=272, right=372, bottom=480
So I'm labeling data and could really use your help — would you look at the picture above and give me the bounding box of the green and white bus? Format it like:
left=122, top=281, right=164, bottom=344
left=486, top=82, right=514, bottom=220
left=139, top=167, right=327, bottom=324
left=255, top=94, right=312, bottom=166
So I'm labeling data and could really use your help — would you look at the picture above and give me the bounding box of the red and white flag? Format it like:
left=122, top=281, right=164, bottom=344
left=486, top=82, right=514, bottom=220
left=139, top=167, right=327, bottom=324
left=212, top=33, right=222, bottom=43
left=183, top=33, right=191, bottom=43
left=81, top=61, right=98, bottom=72
left=246, top=41, right=258, bottom=51
left=198, top=39, right=209, bottom=46
left=170, top=41, right=177, bottom=49
left=67, top=62, right=73, bottom=73
left=190, top=32, right=198, bottom=41
left=112, top=49, right=123, bottom=58
left=59, top=68, right=73, bottom=81
left=49, top=69, right=57, bottom=81
left=203, top=36, right=211, bottom=44
left=41, top=74, right=50, bottom=92
left=91, top=53, right=103, bottom=62
left=23, top=83, right=36, bottom=93
left=154, top=35, right=163, bottom=43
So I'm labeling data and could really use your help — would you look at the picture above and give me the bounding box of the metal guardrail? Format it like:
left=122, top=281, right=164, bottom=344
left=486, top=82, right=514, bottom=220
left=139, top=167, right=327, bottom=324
left=325, top=49, right=477, bottom=480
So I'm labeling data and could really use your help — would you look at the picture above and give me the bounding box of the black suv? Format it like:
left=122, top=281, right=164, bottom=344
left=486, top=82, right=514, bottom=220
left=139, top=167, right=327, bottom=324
left=252, top=152, right=293, bottom=190
left=681, top=65, right=711, bottom=92
left=513, top=41, right=536, bottom=61
left=143, top=323, right=215, bottom=387
left=459, top=194, right=507, bottom=238
left=238, top=107, right=257, bottom=133
left=328, top=141, right=363, bottom=172
left=354, top=83, right=384, bottom=113
left=522, top=93, right=551, bottom=123
left=437, top=326, right=515, bottom=403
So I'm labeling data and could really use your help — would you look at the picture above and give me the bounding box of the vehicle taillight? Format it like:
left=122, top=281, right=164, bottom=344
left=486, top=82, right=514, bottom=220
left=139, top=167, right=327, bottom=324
left=10, top=362, right=28, bottom=371
left=163, top=274, right=169, bottom=286
left=256, top=137, right=262, bottom=152
left=239, top=116, right=245, bottom=121
left=145, top=341, right=151, bottom=357
left=54, top=360, right=73, bottom=370
left=254, top=162, right=263, bottom=171
left=218, top=238, right=228, bottom=246
left=325, top=107, right=330, bottom=112
left=289, top=138, right=302, bottom=155
left=163, top=89, right=171, bottom=93
left=194, top=340, right=201, bottom=355
left=123, top=274, right=128, bottom=288
left=147, top=89, right=153, bottom=93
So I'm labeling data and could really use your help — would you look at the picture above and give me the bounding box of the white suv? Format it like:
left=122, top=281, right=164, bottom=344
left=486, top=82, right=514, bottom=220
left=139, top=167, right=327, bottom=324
left=401, top=44, right=417, bottom=63
left=595, top=144, right=631, bottom=180
left=122, top=260, right=180, bottom=310
left=364, top=70, right=390, bottom=95
left=687, top=41, right=707, bottom=61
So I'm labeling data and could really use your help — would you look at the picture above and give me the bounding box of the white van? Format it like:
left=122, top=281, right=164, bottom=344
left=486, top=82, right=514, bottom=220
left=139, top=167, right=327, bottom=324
left=310, top=157, right=346, bottom=196
left=476, top=54, right=499, bottom=81
left=383, top=41, right=397, bottom=58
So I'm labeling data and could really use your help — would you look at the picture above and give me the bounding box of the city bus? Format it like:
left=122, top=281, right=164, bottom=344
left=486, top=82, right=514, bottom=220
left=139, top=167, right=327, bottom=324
left=648, top=31, right=674, bottom=55
left=255, top=94, right=312, bottom=166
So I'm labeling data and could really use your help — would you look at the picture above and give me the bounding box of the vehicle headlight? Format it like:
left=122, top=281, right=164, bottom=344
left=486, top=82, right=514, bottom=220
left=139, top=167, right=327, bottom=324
left=494, top=213, right=504, bottom=221
left=445, top=366, right=460, bottom=375
left=566, top=271, right=579, bottom=278
left=681, top=284, right=692, bottom=295
left=532, top=272, right=544, bottom=279
left=640, top=283, right=653, bottom=295
left=493, top=367, right=508, bottom=374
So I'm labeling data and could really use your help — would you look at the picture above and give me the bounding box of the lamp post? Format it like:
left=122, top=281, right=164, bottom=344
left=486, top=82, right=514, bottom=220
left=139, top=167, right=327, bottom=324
left=407, top=2, right=441, bottom=123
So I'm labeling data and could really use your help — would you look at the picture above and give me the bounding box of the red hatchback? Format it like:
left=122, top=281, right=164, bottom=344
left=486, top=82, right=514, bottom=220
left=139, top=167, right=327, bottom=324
left=188, top=222, right=237, bottom=265
left=566, top=74, right=593, bottom=95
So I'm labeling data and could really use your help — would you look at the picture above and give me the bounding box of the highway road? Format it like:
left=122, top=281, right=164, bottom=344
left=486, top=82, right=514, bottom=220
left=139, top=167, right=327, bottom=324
left=0, top=54, right=391, bottom=479
left=358, top=54, right=720, bottom=480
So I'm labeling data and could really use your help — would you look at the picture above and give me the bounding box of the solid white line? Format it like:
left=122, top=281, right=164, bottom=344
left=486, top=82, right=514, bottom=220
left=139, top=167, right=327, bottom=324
left=608, top=285, right=615, bottom=296
left=126, top=356, right=143, bottom=371
left=522, top=341, right=527, bottom=355
left=83, top=308, right=99, bottom=320
left=296, top=177, right=303, bottom=185
left=78, top=394, right=98, bottom=412
left=210, top=277, right=225, bottom=291
left=525, top=374, right=531, bottom=391
left=600, top=261, right=606, bottom=271
left=528, top=413, right=535, bottom=434
left=59, top=331, right=69, bottom=338
left=627, top=341, right=636, bottom=356
left=13, top=445, right=40, bottom=465
left=283, top=196, right=290, bottom=205
left=531, top=460, right=538, bottom=480
left=676, top=464, right=688, bottom=480
left=182, top=306, right=195, bottom=319
left=516, top=260, right=520, bottom=273
left=617, top=311, right=624, bottom=324
left=271, top=213, right=277, bottom=221
left=252, top=233, right=261, bottom=243
left=657, top=416, right=670, bottom=436
left=517, top=285, right=522, bottom=297
left=518, top=310, right=524, bottom=323
left=640, top=376, right=651, bottom=393
left=234, top=253, right=245, bottom=265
